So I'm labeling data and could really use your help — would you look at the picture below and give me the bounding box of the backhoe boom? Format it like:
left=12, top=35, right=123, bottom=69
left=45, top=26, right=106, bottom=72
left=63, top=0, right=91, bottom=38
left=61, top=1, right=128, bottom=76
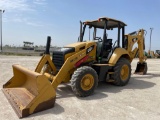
left=125, top=29, right=147, bottom=74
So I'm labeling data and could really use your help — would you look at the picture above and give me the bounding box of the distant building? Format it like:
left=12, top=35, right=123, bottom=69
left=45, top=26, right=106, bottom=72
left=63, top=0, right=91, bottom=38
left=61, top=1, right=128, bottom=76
left=34, top=46, right=61, bottom=52
left=22, top=41, right=34, bottom=50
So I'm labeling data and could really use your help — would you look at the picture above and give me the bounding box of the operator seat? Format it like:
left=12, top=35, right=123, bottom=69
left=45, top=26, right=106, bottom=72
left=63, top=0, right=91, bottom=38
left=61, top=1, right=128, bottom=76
left=102, top=39, right=113, bottom=58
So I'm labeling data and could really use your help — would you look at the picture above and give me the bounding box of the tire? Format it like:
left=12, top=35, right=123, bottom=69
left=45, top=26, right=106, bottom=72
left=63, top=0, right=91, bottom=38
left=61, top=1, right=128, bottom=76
left=112, top=58, right=131, bottom=86
left=71, top=66, right=98, bottom=97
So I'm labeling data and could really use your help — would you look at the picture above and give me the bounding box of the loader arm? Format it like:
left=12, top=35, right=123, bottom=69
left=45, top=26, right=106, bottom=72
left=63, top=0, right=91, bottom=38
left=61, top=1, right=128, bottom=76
left=35, top=54, right=57, bottom=74
left=44, top=49, right=89, bottom=89
left=35, top=36, right=57, bottom=74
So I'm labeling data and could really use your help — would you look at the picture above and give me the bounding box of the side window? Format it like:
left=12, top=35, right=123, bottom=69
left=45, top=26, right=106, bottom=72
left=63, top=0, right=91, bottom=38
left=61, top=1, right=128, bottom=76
left=83, top=27, right=94, bottom=41
left=106, top=28, right=121, bottom=47
left=95, top=29, right=104, bottom=39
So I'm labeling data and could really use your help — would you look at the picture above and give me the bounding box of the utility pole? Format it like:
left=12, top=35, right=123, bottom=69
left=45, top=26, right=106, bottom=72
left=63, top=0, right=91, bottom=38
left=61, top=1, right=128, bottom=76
left=149, top=28, right=153, bottom=52
left=0, top=9, right=5, bottom=52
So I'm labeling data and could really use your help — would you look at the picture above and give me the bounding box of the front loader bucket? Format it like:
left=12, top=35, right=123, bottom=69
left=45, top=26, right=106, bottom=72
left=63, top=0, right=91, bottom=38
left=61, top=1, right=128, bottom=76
left=134, top=62, right=147, bottom=75
left=2, top=65, right=56, bottom=118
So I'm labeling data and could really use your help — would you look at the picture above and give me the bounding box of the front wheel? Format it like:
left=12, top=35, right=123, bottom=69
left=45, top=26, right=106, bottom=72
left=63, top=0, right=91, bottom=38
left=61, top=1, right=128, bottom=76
left=112, top=58, right=131, bottom=86
left=71, top=66, right=98, bottom=97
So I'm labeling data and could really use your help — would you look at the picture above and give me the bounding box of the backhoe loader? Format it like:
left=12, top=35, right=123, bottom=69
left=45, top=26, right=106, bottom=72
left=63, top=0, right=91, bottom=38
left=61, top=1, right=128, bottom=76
left=155, top=50, right=160, bottom=58
left=2, top=17, right=147, bottom=118
left=148, top=50, right=156, bottom=58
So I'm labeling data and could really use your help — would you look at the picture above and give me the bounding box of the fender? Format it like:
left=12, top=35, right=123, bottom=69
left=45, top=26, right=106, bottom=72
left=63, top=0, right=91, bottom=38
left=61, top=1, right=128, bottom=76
left=109, top=48, right=131, bottom=65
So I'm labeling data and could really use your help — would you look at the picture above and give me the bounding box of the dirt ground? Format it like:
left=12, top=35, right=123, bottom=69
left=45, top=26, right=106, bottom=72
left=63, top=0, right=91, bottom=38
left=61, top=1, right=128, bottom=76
left=0, top=55, right=160, bottom=120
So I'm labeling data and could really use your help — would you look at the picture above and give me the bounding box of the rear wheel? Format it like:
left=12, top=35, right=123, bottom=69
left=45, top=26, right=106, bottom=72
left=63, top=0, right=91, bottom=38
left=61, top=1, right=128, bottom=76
left=112, top=58, right=131, bottom=86
left=71, top=66, right=98, bottom=97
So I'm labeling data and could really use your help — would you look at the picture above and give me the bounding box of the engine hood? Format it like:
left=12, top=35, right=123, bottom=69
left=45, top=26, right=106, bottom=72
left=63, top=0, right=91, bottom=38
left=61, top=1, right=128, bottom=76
left=65, top=41, right=96, bottom=52
left=65, top=42, right=86, bottom=52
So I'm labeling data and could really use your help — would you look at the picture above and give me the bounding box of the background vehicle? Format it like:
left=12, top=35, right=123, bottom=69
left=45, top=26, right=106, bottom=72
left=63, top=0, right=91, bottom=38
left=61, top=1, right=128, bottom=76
left=155, top=50, right=160, bottom=58
left=2, top=17, right=147, bottom=118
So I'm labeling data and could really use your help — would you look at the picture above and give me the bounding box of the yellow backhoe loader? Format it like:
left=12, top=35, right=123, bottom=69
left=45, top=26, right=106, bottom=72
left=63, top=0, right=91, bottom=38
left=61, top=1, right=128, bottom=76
left=155, top=50, right=160, bottom=58
left=148, top=50, right=156, bottom=58
left=2, top=17, right=147, bottom=118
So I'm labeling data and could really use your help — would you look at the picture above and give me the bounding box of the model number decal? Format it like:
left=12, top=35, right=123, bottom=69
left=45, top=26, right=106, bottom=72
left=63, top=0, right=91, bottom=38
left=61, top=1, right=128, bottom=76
left=86, top=45, right=94, bottom=54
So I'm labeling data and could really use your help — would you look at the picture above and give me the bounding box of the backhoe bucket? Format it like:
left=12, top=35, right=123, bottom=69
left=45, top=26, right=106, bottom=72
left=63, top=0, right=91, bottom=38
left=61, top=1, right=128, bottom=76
left=2, top=65, right=56, bottom=118
left=134, top=62, right=147, bottom=75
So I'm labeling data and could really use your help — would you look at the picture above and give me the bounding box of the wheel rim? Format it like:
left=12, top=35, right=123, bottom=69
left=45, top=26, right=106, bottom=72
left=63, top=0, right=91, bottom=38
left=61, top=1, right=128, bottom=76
left=120, top=64, right=129, bottom=81
left=81, top=74, right=94, bottom=91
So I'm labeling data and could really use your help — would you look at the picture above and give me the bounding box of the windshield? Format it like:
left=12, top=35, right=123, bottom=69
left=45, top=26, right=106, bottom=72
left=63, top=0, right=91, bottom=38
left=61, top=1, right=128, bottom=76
left=82, top=26, right=104, bottom=41
left=82, top=25, right=119, bottom=46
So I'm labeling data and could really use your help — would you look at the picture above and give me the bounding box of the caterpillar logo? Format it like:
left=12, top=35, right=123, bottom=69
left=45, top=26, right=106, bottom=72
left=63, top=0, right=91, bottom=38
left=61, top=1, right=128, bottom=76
left=86, top=45, right=94, bottom=54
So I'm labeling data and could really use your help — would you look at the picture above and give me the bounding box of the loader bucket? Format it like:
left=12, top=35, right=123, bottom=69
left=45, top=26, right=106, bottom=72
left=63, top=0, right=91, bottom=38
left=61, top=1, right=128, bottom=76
left=134, top=62, right=147, bottom=75
left=2, top=65, right=56, bottom=118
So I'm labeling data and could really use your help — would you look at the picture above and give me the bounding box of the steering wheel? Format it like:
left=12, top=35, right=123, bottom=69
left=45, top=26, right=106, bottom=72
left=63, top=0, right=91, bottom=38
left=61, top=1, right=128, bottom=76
left=94, top=37, right=102, bottom=42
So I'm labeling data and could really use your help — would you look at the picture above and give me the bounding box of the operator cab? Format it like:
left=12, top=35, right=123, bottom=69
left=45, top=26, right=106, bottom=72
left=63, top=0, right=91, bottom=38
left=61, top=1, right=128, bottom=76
left=79, top=17, right=127, bottom=62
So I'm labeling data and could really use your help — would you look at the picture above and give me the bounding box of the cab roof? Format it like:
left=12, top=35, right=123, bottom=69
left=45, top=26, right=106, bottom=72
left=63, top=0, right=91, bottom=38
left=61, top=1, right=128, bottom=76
left=84, top=17, right=127, bottom=29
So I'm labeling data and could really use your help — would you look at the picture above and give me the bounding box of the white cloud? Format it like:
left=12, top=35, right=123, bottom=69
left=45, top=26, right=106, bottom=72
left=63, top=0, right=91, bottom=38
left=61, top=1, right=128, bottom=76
left=0, top=0, right=47, bottom=27
left=12, top=17, right=28, bottom=23
left=33, top=0, right=46, bottom=5
left=27, top=22, right=44, bottom=27
left=7, top=17, right=44, bottom=27
left=0, top=0, right=47, bottom=12
left=0, top=0, right=33, bottom=12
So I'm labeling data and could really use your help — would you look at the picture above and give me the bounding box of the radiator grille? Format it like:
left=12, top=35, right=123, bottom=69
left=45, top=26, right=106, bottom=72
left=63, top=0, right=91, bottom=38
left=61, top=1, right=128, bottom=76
left=52, top=52, right=64, bottom=70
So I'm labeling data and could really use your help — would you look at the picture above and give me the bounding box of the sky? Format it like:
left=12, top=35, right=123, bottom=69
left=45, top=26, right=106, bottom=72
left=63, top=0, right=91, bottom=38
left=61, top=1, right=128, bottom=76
left=0, top=0, right=160, bottom=51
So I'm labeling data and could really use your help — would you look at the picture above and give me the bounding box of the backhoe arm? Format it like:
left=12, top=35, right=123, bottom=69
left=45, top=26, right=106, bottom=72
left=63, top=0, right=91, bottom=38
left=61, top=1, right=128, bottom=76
left=125, top=29, right=147, bottom=74
left=125, top=29, right=146, bottom=62
left=137, top=29, right=146, bottom=63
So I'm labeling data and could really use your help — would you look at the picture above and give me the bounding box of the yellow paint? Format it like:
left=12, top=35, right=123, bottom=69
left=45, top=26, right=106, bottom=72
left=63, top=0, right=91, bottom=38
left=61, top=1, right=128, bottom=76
left=109, top=48, right=130, bottom=65
left=52, top=49, right=87, bottom=88
left=3, top=64, right=56, bottom=116
left=148, top=50, right=155, bottom=58
left=120, top=64, right=129, bottom=81
left=125, top=29, right=146, bottom=63
left=81, top=74, right=94, bottom=91
left=35, top=54, right=57, bottom=74
left=65, top=42, right=86, bottom=52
